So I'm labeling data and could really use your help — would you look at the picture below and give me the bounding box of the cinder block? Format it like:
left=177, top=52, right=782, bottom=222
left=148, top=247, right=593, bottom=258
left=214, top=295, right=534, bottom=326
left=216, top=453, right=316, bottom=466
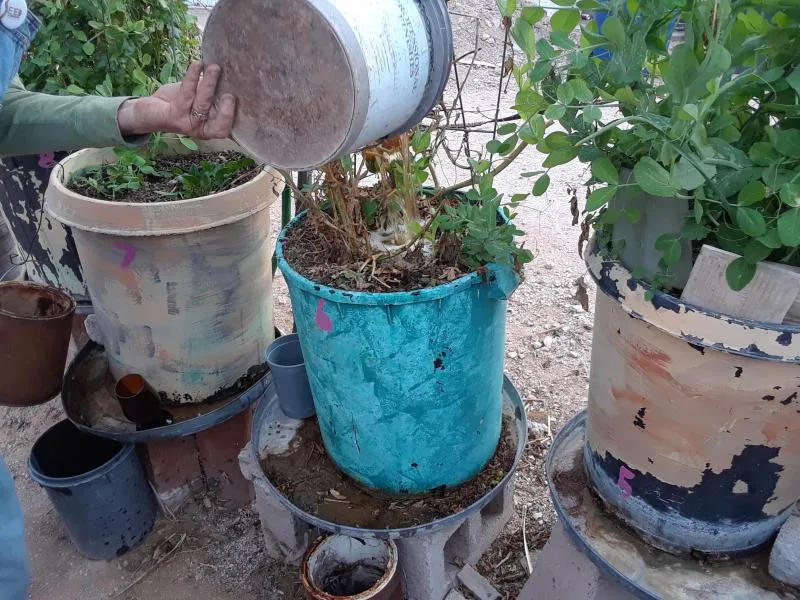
left=142, top=436, right=202, bottom=508
left=770, top=514, right=800, bottom=586
left=241, top=443, right=515, bottom=599
left=456, top=565, right=502, bottom=600
left=240, top=446, right=317, bottom=564
left=518, top=523, right=637, bottom=600
left=397, top=478, right=515, bottom=600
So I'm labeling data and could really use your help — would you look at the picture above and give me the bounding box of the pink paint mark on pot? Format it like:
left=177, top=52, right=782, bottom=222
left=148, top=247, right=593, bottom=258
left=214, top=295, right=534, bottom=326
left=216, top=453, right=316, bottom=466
left=618, top=465, right=635, bottom=498
left=114, top=242, right=137, bottom=269
left=315, top=299, right=333, bottom=332
left=38, top=152, right=57, bottom=169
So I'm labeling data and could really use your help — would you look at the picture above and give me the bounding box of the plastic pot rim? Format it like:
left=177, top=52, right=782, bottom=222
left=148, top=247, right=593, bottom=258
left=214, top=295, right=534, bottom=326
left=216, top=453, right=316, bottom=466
left=0, top=281, right=76, bottom=322
left=28, top=421, right=133, bottom=489
left=266, top=336, right=306, bottom=369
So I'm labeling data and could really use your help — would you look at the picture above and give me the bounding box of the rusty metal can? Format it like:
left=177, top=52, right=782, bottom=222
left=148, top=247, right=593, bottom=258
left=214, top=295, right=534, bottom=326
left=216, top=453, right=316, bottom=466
left=301, top=535, right=403, bottom=600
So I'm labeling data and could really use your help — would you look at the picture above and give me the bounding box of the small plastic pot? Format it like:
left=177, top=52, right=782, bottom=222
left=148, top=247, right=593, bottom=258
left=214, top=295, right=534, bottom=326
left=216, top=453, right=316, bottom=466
left=301, top=535, right=403, bottom=600
left=0, top=281, right=75, bottom=406
left=266, top=334, right=316, bottom=419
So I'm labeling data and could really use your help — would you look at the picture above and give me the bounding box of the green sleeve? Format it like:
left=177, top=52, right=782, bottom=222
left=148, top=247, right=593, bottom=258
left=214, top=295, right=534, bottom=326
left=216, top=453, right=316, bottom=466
left=0, top=77, right=150, bottom=157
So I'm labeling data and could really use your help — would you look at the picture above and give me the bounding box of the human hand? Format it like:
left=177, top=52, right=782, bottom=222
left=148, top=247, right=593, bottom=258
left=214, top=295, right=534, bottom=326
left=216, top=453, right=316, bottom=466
left=117, top=62, right=236, bottom=140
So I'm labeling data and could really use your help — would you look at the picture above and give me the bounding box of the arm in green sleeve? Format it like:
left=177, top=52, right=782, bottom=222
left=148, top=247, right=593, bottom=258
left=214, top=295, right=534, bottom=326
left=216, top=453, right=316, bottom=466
left=0, top=78, right=149, bottom=157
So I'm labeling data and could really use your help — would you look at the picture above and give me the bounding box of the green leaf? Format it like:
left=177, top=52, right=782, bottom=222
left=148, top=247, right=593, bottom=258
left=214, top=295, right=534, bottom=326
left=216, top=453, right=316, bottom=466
left=591, top=157, right=619, bottom=185
left=777, top=208, right=800, bottom=246
left=513, top=89, right=549, bottom=118
left=496, top=123, right=518, bottom=136
left=550, top=31, right=576, bottom=49
left=726, top=257, right=756, bottom=292
left=486, top=140, right=503, bottom=154
left=586, top=186, right=617, bottom=211
left=737, top=181, right=766, bottom=206
left=179, top=137, right=200, bottom=151
left=411, top=130, right=432, bottom=153
left=556, top=82, right=575, bottom=105
left=682, top=222, right=708, bottom=241
left=670, top=159, right=715, bottom=191
left=743, top=240, right=772, bottom=264
left=496, top=0, right=517, bottom=17
left=678, top=104, right=699, bottom=121
left=655, top=234, right=682, bottom=267
left=757, top=229, right=783, bottom=249
left=65, top=84, right=86, bottom=95
left=551, top=9, right=580, bottom=34
left=512, top=20, right=536, bottom=56
left=736, top=207, right=767, bottom=238
left=583, top=106, right=602, bottom=123
left=786, top=66, right=800, bottom=96
left=543, top=148, right=579, bottom=168
left=529, top=60, right=552, bottom=82
left=633, top=157, right=678, bottom=197
left=521, top=6, right=546, bottom=24
left=535, top=38, right=557, bottom=60
left=601, top=16, right=626, bottom=50
left=82, top=41, right=96, bottom=56
left=544, top=105, right=566, bottom=120
left=780, top=184, right=800, bottom=208
left=774, top=129, right=800, bottom=159
left=532, top=174, right=550, bottom=196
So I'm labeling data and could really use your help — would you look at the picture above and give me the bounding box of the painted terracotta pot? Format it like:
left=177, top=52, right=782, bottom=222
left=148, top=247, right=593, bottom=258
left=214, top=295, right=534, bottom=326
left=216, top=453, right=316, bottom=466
left=45, top=139, right=282, bottom=404
left=584, top=247, right=800, bottom=556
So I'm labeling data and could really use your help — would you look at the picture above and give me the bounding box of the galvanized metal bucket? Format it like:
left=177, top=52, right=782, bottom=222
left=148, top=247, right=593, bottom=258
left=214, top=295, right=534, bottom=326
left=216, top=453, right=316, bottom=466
left=276, top=214, right=519, bottom=495
left=201, top=0, right=453, bottom=170
left=0, top=281, right=75, bottom=407
left=584, top=247, right=800, bottom=555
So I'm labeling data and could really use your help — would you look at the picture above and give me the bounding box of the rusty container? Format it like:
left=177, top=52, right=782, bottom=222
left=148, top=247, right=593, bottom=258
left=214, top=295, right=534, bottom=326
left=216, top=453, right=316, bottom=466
left=583, top=249, right=800, bottom=556
left=301, top=535, right=403, bottom=600
left=0, top=281, right=76, bottom=406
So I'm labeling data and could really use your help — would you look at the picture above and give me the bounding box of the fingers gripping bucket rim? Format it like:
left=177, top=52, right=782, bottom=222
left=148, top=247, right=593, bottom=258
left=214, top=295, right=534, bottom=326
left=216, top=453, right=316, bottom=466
left=201, top=0, right=453, bottom=170
left=301, top=535, right=402, bottom=599
left=276, top=213, right=518, bottom=494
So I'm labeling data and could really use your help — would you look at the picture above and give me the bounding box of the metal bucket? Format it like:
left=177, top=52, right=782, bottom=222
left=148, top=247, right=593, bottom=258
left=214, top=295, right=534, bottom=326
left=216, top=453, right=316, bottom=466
left=45, top=139, right=283, bottom=404
left=0, top=281, right=75, bottom=407
left=584, top=248, right=800, bottom=555
left=201, top=0, right=453, bottom=170
left=301, top=536, right=403, bottom=600
left=276, top=214, right=519, bottom=495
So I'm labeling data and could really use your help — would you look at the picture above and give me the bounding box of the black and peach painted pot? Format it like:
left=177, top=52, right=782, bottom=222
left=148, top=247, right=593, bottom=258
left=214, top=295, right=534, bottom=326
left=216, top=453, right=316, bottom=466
left=583, top=246, right=800, bottom=556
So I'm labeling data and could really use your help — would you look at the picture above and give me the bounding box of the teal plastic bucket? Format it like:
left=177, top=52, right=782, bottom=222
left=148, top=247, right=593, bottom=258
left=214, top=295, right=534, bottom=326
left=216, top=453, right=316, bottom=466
left=276, top=214, right=519, bottom=494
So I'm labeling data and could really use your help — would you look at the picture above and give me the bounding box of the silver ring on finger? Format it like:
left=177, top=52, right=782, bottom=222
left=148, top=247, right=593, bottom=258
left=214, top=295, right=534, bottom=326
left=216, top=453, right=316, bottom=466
left=191, top=109, right=210, bottom=122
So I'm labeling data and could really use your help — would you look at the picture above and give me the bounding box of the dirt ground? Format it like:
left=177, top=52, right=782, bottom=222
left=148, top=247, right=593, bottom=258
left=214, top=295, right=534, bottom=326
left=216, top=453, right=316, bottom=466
left=0, top=2, right=594, bottom=598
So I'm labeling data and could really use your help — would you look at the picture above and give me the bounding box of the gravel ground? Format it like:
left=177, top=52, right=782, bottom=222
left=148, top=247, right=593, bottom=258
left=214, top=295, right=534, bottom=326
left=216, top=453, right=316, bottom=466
left=0, top=2, right=595, bottom=598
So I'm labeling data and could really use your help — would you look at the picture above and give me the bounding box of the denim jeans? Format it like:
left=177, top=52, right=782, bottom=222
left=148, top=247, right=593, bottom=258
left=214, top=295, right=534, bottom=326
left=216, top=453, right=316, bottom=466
left=0, top=3, right=41, bottom=598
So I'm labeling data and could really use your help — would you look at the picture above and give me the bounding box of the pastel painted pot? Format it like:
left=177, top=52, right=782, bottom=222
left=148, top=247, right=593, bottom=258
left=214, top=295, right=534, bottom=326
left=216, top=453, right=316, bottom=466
left=584, top=247, right=800, bottom=556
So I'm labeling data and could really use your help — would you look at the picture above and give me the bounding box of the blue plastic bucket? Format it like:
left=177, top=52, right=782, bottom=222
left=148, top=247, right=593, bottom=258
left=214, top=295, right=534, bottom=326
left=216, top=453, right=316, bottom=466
left=28, top=420, right=157, bottom=559
left=276, top=215, right=519, bottom=494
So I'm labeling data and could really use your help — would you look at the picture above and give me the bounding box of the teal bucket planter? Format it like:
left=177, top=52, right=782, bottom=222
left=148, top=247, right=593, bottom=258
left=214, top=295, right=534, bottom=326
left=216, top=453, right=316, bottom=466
left=276, top=214, right=520, bottom=494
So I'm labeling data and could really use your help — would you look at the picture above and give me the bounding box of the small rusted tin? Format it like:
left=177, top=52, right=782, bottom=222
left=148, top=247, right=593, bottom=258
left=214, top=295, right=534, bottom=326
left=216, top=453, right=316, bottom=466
left=0, top=281, right=75, bottom=407
left=301, top=535, right=403, bottom=600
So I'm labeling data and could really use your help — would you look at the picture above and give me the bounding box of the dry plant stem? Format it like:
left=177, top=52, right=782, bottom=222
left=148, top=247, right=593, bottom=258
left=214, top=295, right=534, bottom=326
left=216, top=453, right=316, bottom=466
left=441, top=140, right=529, bottom=195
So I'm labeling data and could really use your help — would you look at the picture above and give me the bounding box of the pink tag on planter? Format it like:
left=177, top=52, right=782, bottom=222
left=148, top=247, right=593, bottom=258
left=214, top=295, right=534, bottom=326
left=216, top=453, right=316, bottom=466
left=315, top=299, right=333, bottom=332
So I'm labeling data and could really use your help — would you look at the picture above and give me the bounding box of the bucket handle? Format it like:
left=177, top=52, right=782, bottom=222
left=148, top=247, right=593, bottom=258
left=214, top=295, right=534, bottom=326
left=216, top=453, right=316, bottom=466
left=486, top=263, right=521, bottom=301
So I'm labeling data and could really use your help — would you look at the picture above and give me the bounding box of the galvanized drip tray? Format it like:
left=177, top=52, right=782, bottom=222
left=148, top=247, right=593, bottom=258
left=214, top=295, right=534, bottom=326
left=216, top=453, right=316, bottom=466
left=253, top=376, right=527, bottom=538
left=548, top=411, right=800, bottom=600
left=62, top=342, right=270, bottom=443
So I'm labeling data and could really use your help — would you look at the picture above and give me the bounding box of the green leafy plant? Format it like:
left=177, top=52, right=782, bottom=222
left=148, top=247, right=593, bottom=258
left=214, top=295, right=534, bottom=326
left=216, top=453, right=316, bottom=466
left=20, top=0, right=199, bottom=96
left=499, top=0, right=800, bottom=291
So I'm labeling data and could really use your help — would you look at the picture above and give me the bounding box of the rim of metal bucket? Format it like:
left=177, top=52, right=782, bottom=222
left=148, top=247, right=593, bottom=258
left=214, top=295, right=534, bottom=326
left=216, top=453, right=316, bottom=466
left=62, top=341, right=272, bottom=443
left=249, top=375, right=527, bottom=540
left=586, top=242, right=800, bottom=364
left=386, top=0, right=454, bottom=139
left=276, top=211, right=486, bottom=307
left=0, top=281, right=76, bottom=322
left=28, top=420, right=133, bottom=489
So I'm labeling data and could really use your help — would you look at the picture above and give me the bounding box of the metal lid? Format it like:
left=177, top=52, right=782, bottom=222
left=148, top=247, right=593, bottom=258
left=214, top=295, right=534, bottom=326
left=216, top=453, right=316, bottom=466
left=202, top=0, right=360, bottom=170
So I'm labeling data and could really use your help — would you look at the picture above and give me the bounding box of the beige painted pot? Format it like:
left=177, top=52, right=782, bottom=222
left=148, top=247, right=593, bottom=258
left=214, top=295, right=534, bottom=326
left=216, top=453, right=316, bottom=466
left=46, top=139, right=283, bottom=404
left=584, top=247, right=800, bottom=556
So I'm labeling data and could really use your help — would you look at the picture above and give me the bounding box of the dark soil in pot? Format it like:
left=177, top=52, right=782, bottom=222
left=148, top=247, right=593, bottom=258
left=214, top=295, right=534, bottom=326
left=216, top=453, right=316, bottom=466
left=67, top=151, right=262, bottom=203
left=262, top=414, right=515, bottom=529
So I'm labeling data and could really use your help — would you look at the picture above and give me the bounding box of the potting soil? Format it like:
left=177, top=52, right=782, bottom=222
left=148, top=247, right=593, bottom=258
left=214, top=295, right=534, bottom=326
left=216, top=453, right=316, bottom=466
left=262, top=415, right=516, bottom=529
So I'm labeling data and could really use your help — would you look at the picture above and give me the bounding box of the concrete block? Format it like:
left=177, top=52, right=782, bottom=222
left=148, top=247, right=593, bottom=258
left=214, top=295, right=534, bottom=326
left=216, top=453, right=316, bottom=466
left=195, top=409, right=254, bottom=506
left=456, top=565, right=501, bottom=600
left=518, top=523, right=637, bottom=600
left=397, top=477, right=515, bottom=600
left=770, top=514, right=800, bottom=586
left=142, top=436, right=202, bottom=511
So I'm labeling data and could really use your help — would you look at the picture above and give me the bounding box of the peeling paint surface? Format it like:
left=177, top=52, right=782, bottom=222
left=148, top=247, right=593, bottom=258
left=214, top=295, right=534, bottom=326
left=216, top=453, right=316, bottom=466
left=585, top=250, right=800, bottom=554
left=549, top=413, right=799, bottom=600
